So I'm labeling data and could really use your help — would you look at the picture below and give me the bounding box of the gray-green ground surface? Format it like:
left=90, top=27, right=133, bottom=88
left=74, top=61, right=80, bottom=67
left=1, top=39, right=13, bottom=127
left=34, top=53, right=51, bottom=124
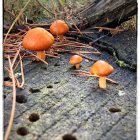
left=4, top=30, right=136, bottom=140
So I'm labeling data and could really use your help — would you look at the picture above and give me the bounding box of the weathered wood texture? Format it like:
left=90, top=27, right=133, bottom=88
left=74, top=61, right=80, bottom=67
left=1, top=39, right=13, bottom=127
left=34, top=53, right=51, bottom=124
left=4, top=31, right=136, bottom=140
left=76, top=0, right=137, bottom=28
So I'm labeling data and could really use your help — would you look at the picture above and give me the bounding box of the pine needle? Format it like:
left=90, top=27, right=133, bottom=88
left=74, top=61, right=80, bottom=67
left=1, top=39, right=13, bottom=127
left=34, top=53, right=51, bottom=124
left=4, top=56, right=16, bottom=140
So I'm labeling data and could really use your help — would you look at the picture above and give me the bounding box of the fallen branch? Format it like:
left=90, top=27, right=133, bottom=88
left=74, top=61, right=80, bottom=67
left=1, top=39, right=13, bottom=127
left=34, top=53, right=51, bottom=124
left=93, top=27, right=124, bottom=32
left=76, top=0, right=137, bottom=28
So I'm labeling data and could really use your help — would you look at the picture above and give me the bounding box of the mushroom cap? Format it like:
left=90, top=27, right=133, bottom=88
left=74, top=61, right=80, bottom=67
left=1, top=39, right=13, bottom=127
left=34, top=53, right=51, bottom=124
left=22, top=27, right=54, bottom=51
left=90, top=60, right=114, bottom=76
left=69, top=55, right=83, bottom=65
left=50, top=20, right=69, bottom=35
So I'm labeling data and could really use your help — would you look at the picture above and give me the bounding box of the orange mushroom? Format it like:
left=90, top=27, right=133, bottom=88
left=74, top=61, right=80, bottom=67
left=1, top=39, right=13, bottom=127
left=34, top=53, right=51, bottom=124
left=69, top=55, right=83, bottom=69
left=22, top=27, right=54, bottom=61
left=90, top=60, right=114, bottom=89
left=50, top=20, right=69, bottom=42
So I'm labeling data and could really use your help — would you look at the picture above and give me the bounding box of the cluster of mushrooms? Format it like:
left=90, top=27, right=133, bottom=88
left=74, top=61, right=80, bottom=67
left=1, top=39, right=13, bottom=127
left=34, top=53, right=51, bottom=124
left=22, top=20, right=114, bottom=90
left=23, top=20, right=69, bottom=60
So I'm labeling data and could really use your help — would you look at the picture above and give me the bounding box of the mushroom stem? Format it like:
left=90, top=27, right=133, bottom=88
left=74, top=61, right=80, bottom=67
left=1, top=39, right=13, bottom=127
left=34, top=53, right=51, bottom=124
left=99, top=76, right=106, bottom=89
left=75, top=64, right=80, bottom=69
left=59, top=35, right=64, bottom=42
left=37, top=51, right=46, bottom=60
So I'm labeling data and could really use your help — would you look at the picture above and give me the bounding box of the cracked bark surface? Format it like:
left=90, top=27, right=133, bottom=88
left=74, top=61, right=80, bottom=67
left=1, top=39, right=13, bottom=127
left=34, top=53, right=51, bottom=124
left=75, top=0, right=137, bottom=29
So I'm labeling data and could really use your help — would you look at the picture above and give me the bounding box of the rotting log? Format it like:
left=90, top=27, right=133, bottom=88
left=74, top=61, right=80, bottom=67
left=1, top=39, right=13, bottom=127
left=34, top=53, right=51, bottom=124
left=3, top=0, right=137, bottom=33
left=75, top=0, right=137, bottom=29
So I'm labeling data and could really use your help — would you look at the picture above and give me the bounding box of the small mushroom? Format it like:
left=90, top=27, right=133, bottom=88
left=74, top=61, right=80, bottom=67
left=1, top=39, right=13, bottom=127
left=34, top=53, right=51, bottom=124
left=69, top=55, right=83, bottom=69
left=90, top=60, right=114, bottom=89
left=50, top=20, right=69, bottom=42
left=22, top=27, right=54, bottom=61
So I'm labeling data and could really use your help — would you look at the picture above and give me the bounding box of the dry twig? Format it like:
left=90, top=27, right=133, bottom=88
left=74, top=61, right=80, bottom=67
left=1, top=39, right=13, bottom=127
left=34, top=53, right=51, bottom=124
left=93, top=26, right=124, bottom=32
left=4, top=56, right=16, bottom=140
left=75, top=70, right=118, bottom=84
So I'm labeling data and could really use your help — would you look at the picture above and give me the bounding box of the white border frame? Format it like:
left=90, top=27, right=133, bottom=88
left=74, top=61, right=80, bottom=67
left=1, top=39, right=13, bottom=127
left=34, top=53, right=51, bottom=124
left=0, top=0, right=3, bottom=139
left=137, top=1, right=139, bottom=140
left=0, top=1, right=139, bottom=140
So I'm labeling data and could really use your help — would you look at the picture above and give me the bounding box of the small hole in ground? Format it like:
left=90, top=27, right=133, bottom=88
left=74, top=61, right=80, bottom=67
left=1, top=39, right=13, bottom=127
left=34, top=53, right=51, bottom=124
left=54, top=63, right=60, bottom=66
left=3, top=95, right=6, bottom=99
left=54, top=81, right=60, bottom=84
left=62, top=134, right=77, bottom=140
left=41, top=66, right=47, bottom=70
left=29, top=88, right=40, bottom=93
left=109, top=108, right=121, bottom=113
left=17, top=127, right=29, bottom=136
left=16, top=94, right=27, bottom=103
left=29, top=113, right=40, bottom=122
left=47, top=85, right=53, bottom=88
left=4, top=77, right=10, bottom=81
